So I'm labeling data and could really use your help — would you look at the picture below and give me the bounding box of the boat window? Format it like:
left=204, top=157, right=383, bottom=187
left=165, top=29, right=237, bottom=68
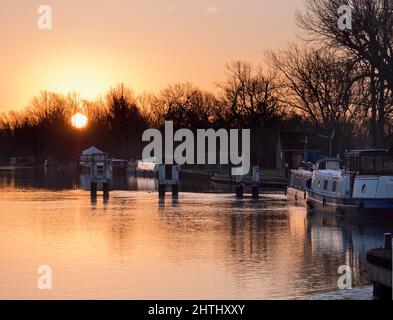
left=326, top=161, right=341, bottom=170
left=360, top=156, right=374, bottom=173
left=375, top=156, right=384, bottom=172
left=332, top=181, right=337, bottom=193
left=353, top=156, right=359, bottom=172
left=317, top=180, right=321, bottom=189
left=323, top=180, right=328, bottom=191
left=357, top=153, right=393, bottom=174
left=384, top=155, right=393, bottom=172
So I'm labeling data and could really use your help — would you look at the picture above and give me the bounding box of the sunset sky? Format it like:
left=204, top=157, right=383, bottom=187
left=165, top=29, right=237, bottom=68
left=0, top=0, right=304, bottom=112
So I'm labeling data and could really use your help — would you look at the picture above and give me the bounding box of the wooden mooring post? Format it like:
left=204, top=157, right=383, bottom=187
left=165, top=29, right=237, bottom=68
left=158, top=165, right=166, bottom=198
left=158, top=164, right=180, bottom=198
left=235, top=175, right=244, bottom=199
left=234, top=166, right=260, bottom=199
left=90, top=181, right=98, bottom=197
left=90, top=153, right=111, bottom=198
left=252, top=166, right=260, bottom=199
left=90, top=179, right=111, bottom=198
left=367, top=233, right=392, bottom=300
left=103, top=181, right=110, bottom=198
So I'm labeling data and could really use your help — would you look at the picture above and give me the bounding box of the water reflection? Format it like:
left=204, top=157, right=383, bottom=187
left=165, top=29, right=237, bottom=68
left=0, top=167, right=391, bottom=299
left=0, top=167, right=257, bottom=194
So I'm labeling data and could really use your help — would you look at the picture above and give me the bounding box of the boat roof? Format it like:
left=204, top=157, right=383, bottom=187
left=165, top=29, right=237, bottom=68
left=316, top=157, right=342, bottom=164
left=344, top=149, right=391, bottom=156
left=315, top=158, right=343, bottom=171
left=314, top=169, right=343, bottom=178
left=291, top=169, right=313, bottom=175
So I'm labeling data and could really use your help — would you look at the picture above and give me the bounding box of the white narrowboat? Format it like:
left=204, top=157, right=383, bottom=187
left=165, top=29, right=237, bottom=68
left=306, top=150, right=393, bottom=216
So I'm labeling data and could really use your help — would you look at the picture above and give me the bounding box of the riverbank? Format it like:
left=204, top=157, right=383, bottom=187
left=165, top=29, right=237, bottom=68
left=306, top=286, right=374, bottom=300
left=182, top=168, right=289, bottom=188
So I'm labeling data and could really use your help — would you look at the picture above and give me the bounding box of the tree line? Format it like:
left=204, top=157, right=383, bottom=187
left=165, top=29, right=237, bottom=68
left=2, top=0, right=393, bottom=165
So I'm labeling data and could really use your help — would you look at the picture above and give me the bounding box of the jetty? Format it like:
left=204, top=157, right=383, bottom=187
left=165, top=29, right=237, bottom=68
left=80, top=147, right=112, bottom=198
left=157, top=164, right=180, bottom=198
left=367, top=233, right=392, bottom=300
left=211, top=168, right=288, bottom=188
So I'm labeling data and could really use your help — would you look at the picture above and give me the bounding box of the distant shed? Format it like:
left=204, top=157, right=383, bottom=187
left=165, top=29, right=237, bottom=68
left=276, top=132, right=327, bottom=170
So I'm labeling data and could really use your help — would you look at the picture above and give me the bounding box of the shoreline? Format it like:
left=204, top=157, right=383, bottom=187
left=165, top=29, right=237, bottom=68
left=305, top=286, right=374, bottom=300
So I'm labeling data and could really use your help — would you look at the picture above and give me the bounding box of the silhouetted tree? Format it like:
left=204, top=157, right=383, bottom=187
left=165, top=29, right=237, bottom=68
left=105, top=84, right=148, bottom=158
left=298, top=0, right=393, bottom=147
left=268, top=46, right=364, bottom=153
left=219, top=61, right=284, bottom=127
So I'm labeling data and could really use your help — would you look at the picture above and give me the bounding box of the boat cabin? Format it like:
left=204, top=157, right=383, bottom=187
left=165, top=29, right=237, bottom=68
left=344, top=149, right=393, bottom=175
left=310, top=150, right=393, bottom=200
left=311, top=158, right=347, bottom=197
left=307, top=150, right=393, bottom=213
left=315, top=158, right=344, bottom=170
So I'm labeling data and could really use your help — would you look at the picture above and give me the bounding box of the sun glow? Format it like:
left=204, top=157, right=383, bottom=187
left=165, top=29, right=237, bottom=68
left=71, top=113, right=88, bottom=129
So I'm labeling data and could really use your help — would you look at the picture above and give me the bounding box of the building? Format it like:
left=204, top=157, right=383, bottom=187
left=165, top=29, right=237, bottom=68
left=276, top=132, right=327, bottom=170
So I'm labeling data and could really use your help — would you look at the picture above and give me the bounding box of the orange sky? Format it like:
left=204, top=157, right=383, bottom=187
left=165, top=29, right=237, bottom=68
left=0, top=0, right=304, bottom=112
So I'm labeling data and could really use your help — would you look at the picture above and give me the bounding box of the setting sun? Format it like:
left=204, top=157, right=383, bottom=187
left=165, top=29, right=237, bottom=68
left=71, top=113, right=88, bottom=129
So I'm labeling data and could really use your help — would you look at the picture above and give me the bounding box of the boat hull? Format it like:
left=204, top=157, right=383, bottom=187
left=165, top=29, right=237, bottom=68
left=306, top=189, right=393, bottom=217
left=287, top=187, right=307, bottom=206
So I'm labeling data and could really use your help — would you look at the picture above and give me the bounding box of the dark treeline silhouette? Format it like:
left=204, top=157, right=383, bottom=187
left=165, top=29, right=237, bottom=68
left=297, top=0, right=393, bottom=148
left=0, top=64, right=305, bottom=167
left=2, top=0, right=393, bottom=166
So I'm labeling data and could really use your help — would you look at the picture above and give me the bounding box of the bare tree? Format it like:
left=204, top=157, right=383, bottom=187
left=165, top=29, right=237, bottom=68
left=105, top=84, right=147, bottom=157
left=149, top=83, right=220, bottom=128
left=219, top=61, right=284, bottom=127
left=268, top=46, right=364, bottom=152
left=298, top=0, right=393, bottom=146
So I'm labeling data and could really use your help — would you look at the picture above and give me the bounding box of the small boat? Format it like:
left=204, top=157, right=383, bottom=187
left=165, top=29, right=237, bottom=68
left=111, top=159, right=129, bottom=176
left=287, top=162, right=314, bottom=205
left=135, top=159, right=159, bottom=177
left=306, top=149, right=393, bottom=216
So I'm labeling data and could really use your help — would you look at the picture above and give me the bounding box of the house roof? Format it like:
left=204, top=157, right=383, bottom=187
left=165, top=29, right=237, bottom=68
left=82, top=146, right=104, bottom=156
left=279, top=132, right=323, bottom=151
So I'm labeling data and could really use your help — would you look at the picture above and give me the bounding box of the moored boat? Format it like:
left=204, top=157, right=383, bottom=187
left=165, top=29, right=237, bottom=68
left=306, top=150, right=393, bottom=216
left=111, top=159, right=129, bottom=175
left=287, top=162, right=314, bottom=205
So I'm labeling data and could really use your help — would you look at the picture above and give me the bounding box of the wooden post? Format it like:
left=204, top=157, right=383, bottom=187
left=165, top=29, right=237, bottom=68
left=103, top=182, right=110, bottom=198
left=159, top=184, right=166, bottom=198
left=90, top=182, right=97, bottom=197
left=236, top=184, right=244, bottom=198
left=172, top=165, right=180, bottom=198
left=252, top=166, right=260, bottom=199
left=235, top=174, right=244, bottom=199
left=172, top=184, right=179, bottom=198
left=384, top=233, right=392, bottom=250
left=158, top=165, right=166, bottom=198
left=252, top=186, right=259, bottom=199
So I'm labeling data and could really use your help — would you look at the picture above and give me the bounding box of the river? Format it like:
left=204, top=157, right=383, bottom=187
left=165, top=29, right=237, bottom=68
left=0, top=167, right=390, bottom=299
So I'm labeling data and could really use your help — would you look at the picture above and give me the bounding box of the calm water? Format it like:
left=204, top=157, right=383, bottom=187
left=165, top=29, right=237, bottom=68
left=0, top=167, right=391, bottom=299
